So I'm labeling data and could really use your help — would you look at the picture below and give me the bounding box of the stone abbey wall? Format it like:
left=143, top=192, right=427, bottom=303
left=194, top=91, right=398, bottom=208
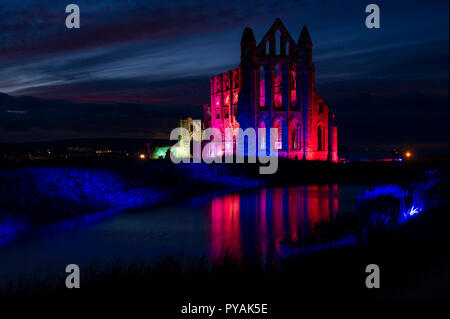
left=204, top=18, right=338, bottom=162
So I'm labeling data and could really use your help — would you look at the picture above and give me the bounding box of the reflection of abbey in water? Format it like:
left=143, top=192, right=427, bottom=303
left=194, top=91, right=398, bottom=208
left=206, top=185, right=339, bottom=261
left=203, top=19, right=338, bottom=161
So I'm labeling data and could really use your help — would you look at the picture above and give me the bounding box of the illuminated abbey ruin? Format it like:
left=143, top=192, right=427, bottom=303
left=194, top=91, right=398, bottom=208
left=203, top=18, right=338, bottom=161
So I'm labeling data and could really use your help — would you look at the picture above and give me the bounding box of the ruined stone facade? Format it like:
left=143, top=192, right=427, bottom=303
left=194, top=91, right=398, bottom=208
left=203, top=19, right=338, bottom=161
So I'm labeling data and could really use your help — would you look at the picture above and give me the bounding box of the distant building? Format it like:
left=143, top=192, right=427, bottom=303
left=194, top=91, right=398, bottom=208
left=179, top=117, right=196, bottom=139
left=203, top=18, right=338, bottom=161
left=175, top=117, right=201, bottom=158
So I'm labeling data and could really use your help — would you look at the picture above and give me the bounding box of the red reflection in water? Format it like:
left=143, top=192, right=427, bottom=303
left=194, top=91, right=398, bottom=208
left=209, top=193, right=241, bottom=261
left=207, top=185, right=340, bottom=261
left=331, top=184, right=339, bottom=217
left=256, top=188, right=268, bottom=256
left=288, top=188, right=299, bottom=241
left=272, top=188, right=284, bottom=252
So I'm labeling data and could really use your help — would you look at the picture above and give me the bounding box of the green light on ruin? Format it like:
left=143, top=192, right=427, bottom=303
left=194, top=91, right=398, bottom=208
left=153, top=146, right=171, bottom=159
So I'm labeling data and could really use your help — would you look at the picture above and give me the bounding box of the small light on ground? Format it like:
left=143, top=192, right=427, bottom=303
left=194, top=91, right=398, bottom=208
left=139, top=154, right=146, bottom=159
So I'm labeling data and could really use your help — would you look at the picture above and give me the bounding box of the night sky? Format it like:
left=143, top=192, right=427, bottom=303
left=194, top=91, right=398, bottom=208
left=0, top=0, right=448, bottom=155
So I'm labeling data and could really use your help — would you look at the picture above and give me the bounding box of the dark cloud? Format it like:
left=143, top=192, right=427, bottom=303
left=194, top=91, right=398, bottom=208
left=0, top=0, right=448, bottom=154
left=11, top=76, right=210, bottom=106
left=0, top=93, right=202, bottom=142
left=327, top=92, right=449, bottom=153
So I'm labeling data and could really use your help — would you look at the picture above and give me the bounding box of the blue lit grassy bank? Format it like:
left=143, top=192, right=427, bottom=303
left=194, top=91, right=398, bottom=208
left=0, top=161, right=265, bottom=240
left=0, top=158, right=446, bottom=242
left=279, top=168, right=447, bottom=257
left=2, top=170, right=447, bottom=298
left=0, top=159, right=448, bottom=297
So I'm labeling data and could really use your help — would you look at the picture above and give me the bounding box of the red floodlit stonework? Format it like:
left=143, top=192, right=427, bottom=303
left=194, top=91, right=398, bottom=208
left=203, top=18, right=338, bottom=162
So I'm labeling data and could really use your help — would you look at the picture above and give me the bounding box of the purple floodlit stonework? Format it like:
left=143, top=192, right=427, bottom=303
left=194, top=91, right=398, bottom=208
left=203, top=19, right=338, bottom=161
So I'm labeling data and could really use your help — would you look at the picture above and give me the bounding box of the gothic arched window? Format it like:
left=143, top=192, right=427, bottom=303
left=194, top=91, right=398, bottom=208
left=273, top=119, right=283, bottom=150
left=289, top=69, right=296, bottom=107
left=317, top=126, right=324, bottom=151
left=274, top=65, right=282, bottom=108
left=290, top=123, right=301, bottom=150
left=259, top=120, right=266, bottom=151
left=259, top=66, right=265, bottom=107
left=276, top=30, right=281, bottom=55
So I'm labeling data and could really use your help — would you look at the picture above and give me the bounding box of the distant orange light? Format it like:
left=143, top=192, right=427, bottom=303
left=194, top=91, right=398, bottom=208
left=139, top=154, right=146, bottom=159
left=405, top=152, right=412, bottom=158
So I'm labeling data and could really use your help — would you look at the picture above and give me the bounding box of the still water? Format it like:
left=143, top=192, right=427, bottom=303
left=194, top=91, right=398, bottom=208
left=0, top=185, right=359, bottom=278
